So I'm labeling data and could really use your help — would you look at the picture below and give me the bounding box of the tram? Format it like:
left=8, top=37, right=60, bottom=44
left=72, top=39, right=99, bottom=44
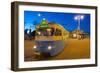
left=33, top=19, right=69, bottom=57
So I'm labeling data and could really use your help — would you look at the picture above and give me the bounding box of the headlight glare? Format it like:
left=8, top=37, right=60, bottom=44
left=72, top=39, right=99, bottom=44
left=33, top=45, right=37, bottom=49
left=48, top=46, right=52, bottom=50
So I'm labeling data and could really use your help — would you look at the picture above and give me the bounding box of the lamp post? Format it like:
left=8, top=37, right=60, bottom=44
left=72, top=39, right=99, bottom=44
left=74, top=15, right=84, bottom=39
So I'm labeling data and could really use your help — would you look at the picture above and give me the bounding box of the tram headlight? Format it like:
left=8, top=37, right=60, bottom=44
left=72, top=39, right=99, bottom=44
left=33, top=45, right=37, bottom=49
left=48, top=46, right=52, bottom=50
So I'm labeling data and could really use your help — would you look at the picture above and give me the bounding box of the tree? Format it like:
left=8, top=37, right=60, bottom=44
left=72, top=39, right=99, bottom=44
left=40, top=19, right=49, bottom=28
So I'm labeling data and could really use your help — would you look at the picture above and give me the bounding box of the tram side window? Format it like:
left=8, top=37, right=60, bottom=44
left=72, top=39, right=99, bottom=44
left=36, top=29, right=43, bottom=36
left=36, top=29, right=51, bottom=36
left=55, top=29, right=62, bottom=36
left=51, top=28, right=54, bottom=36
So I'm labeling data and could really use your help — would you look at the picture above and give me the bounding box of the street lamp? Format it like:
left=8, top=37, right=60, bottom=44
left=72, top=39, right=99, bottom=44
left=74, top=15, right=84, bottom=30
left=74, top=15, right=84, bottom=39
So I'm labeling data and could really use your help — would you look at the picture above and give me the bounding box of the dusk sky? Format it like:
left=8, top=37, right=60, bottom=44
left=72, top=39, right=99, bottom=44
left=24, top=11, right=90, bottom=34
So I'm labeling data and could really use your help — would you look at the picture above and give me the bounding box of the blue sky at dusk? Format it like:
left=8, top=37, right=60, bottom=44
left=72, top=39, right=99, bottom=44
left=24, top=11, right=90, bottom=34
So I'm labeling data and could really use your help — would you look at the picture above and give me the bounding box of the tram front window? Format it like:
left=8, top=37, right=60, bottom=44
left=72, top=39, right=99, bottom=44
left=36, top=28, right=62, bottom=36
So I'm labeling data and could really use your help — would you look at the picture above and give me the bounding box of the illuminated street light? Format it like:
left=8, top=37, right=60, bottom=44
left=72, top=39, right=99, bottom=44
left=80, top=15, right=84, bottom=19
left=74, top=16, right=78, bottom=20
left=74, top=15, right=84, bottom=30
left=74, top=15, right=84, bottom=39
left=74, top=15, right=84, bottom=20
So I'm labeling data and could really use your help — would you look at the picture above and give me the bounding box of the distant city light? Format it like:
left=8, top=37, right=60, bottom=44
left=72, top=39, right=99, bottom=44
left=73, top=34, right=77, bottom=38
